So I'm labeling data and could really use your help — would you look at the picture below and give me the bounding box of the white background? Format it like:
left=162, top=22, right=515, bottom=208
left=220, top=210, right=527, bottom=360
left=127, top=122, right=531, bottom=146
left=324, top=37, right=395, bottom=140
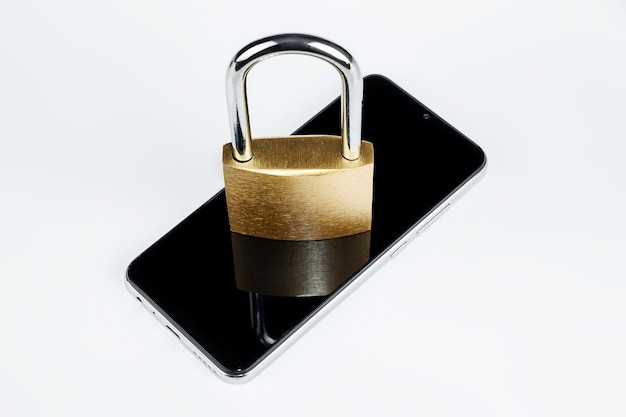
left=1, top=0, right=625, bottom=415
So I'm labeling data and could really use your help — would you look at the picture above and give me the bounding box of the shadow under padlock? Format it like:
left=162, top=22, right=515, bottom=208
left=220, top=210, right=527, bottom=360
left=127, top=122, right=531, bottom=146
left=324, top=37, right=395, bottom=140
left=231, top=231, right=371, bottom=297
left=232, top=232, right=371, bottom=346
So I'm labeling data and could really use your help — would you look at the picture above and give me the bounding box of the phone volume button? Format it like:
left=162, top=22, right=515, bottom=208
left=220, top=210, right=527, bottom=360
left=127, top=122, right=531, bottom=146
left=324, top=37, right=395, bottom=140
left=390, top=241, right=408, bottom=258
left=416, top=204, right=450, bottom=234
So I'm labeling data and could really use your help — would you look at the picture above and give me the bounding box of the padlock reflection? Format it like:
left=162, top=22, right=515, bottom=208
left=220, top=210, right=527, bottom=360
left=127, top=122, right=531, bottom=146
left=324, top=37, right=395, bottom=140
left=231, top=231, right=371, bottom=297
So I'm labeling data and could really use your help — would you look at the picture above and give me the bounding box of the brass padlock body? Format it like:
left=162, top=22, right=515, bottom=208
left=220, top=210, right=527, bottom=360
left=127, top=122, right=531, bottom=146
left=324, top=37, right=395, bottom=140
left=223, top=135, right=374, bottom=241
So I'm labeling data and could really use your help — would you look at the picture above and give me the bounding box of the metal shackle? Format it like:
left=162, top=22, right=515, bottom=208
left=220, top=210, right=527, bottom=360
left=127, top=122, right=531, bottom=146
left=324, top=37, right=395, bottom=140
left=226, top=33, right=363, bottom=162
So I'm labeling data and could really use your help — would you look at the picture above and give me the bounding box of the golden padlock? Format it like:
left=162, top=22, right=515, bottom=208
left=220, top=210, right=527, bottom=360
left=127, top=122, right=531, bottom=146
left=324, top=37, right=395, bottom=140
left=222, top=34, right=374, bottom=241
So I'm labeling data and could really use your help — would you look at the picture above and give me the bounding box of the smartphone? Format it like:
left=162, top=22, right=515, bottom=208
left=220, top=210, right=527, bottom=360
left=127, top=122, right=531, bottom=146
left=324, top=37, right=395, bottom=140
left=126, top=74, right=487, bottom=383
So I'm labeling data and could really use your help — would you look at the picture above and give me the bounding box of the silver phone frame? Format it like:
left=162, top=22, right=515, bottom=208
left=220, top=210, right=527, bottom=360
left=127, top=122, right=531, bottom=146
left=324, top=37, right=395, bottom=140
left=125, top=160, right=487, bottom=384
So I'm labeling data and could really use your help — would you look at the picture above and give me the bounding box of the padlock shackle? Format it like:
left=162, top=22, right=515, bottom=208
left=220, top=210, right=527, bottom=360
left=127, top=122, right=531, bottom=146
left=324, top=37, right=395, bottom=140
left=226, top=33, right=363, bottom=162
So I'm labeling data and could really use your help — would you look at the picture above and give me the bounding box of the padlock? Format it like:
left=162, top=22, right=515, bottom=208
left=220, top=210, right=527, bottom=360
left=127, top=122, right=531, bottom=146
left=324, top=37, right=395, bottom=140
left=222, top=34, right=374, bottom=241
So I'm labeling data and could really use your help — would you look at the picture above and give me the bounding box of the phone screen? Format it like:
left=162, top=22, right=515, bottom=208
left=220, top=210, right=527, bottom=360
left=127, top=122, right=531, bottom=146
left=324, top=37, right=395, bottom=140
left=127, top=75, right=486, bottom=377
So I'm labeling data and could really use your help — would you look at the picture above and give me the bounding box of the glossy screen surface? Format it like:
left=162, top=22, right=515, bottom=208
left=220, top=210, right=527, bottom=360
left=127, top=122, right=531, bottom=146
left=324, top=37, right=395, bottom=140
left=127, top=75, right=486, bottom=375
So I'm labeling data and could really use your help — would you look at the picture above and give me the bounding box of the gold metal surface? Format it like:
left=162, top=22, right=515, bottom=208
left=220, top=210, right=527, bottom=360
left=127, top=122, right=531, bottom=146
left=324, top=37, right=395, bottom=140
left=223, top=135, right=374, bottom=241
left=231, top=231, right=371, bottom=297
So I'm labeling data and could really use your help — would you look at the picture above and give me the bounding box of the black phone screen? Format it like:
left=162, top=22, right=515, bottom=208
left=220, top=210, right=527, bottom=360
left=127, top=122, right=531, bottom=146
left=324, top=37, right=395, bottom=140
left=127, top=75, right=486, bottom=376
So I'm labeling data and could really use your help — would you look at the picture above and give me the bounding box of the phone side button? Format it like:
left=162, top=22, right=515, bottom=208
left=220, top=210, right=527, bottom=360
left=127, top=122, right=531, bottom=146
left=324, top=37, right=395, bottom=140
left=390, top=241, right=408, bottom=258
left=416, top=204, right=450, bottom=235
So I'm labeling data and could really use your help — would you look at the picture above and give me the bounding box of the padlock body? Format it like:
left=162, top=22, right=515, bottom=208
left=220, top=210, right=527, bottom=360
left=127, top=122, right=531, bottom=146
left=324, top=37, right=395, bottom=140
left=223, top=135, right=374, bottom=241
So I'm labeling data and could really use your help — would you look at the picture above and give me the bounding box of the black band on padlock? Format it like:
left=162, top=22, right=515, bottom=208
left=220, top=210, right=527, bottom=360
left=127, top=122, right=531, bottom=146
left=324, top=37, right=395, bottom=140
left=231, top=231, right=371, bottom=297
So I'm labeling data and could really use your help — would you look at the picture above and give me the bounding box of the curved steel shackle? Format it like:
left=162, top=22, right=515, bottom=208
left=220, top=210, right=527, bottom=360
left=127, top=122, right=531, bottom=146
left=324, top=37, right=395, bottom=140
left=226, top=33, right=363, bottom=162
